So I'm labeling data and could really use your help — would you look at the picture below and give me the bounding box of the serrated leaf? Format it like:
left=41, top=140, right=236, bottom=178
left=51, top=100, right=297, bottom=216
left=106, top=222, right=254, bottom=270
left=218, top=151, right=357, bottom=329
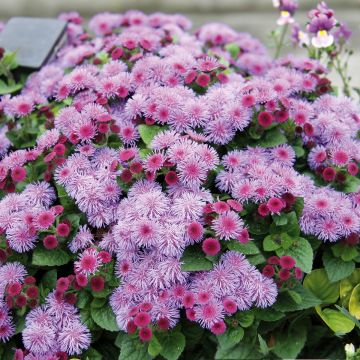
left=138, top=124, right=165, bottom=147
left=258, top=335, right=269, bottom=356
left=258, top=128, right=287, bottom=148
left=158, top=331, right=186, bottom=360
left=181, top=245, right=213, bottom=271
left=91, top=306, right=119, bottom=331
left=274, top=285, right=322, bottom=311
left=273, top=320, right=307, bottom=358
left=215, top=340, right=262, bottom=360
left=224, top=43, right=240, bottom=59
left=217, top=327, right=244, bottom=350
left=285, top=237, right=313, bottom=273
left=32, top=247, right=71, bottom=266
left=40, top=269, right=57, bottom=289
left=238, top=312, right=254, bottom=328
left=272, top=213, right=288, bottom=226
left=263, top=235, right=281, bottom=251
left=304, top=269, right=339, bottom=304
left=255, top=308, right=285, bottom=321
left=227, top=240, right=259, bottom=254
left=148, top=334, right=162, bottom=357
left=294, top=197, right=304, bottom=217
left=323, top=250, right=355, bottom=282
left=119, top=335, right=151, bottom=360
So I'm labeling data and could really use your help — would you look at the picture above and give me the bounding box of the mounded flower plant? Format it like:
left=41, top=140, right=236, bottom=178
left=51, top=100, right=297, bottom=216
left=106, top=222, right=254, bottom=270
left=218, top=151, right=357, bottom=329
left=0, top=1, right=359, bottom=359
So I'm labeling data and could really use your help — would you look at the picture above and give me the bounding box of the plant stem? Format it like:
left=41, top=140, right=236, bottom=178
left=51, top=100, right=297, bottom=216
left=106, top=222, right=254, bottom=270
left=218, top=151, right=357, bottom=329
left=274, top=24, right=289, bottom=59
left=334, top=56, right=351, bottom=97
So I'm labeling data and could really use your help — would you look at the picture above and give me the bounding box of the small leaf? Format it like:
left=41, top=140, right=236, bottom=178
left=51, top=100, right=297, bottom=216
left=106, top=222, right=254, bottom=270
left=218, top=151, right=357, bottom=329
left=263, top=235, right=281, bottom=251
left=32, top=247, right=71, bottom=267
left=224, top=43, right=240, bottom=59
left=158, top=331, right=186, bottom=360
left=181, top=245, right=213, bottom=272
left=258, top=128, right=287, bottom=148
left=285, top=237, right=313, bottom=273
left=217, top=327, right=244, bottom=350
left=148, top=334, right=162, bottom=357
left=304, top=269, right=339, bottom=304
left=323, top=250, right=355, bottom=282
left=227, top=240, right=259, bottom=255
left=273, top=320, right=307, bottom=359
left=119, top=335, right=151, bottom=360
left=138, top=124, right=165, bottom=147
left=91, top=306, right=119, bottom=332
left=258, top=335, right=269, bottom=356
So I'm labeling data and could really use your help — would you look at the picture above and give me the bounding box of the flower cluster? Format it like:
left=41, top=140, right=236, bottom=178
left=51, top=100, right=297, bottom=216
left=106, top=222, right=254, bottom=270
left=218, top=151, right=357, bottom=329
left=0, top=4, right=358, bottom=358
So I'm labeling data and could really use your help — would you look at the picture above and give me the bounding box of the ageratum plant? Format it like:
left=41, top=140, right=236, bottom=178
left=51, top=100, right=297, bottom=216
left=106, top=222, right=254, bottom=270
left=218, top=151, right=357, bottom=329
left=0, top=2, right=359, bottom=359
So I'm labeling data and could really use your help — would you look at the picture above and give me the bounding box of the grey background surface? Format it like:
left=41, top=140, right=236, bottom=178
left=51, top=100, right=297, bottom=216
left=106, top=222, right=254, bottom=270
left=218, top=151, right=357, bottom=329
left=1, top=0, right=359, bottom=88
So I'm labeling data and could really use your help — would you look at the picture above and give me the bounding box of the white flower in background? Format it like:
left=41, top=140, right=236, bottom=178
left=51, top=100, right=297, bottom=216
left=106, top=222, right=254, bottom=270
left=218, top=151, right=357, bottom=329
left=311, top=29, right=334, bottom=48
left=345, top=343, right=355, bottom=357
left=277, top=10, right=295, bottom=25
left=272, top=0, right=280, bottom=8
left=298, top=30, right=310, bottom=46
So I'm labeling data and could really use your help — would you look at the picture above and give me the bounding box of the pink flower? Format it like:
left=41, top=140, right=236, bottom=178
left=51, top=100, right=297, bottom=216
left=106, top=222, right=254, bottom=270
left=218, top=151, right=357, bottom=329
left=202, top=238, right=221, bottom=256
left=36, top=211, right=55, bottom=229
left=279, top=255, right=296, bottom=269
left=11, top=167, right=26, bottom=182
left=267, top=197, right=285, bottom=214
left=187, top=221, right=203, bottom=241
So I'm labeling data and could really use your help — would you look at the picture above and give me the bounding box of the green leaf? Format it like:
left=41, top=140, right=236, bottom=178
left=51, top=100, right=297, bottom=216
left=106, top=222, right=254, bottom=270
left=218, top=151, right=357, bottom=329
left=217, top=327, right=244, bottom=350
left=304, top=269, right=339, bottom=304
left=0, top=79, right=23, bottom=94
left=32, top=247, right=71, bottom=267
left=343, top=176, right=360, bottom=193
left=158, top=331, right=186, bottom=360
left=274, top=285, right=322, bottom=311
left=341, top=246, right=359, bottom=262
left=293, top=145, right=305, bottom=158
left=238, top=312, right=254, bottom=328
left=215, top=340, right=262, bottom=360
left=119, top=335, right=152, bottom=360
left=258, top=128, right=287, bottom=148
left=91, top=306, right=119, bottom=332
left=84, top=347, right=103, bottom=360
left=224, top=43, right=240, bottom=59
left=148, top=334, right=162, bottom=357
left=294, top=197, right=304, bottom=218
left=63, top=97, right=73, bottom=105
left=77, top=290, right=92, bottom=309
left=254, top=308, right=285, bottom=321
left=335, top=305, right=360, bottom=330
left=285, top=237, right=313, bottom=273
left=263, top=235, right=281, bottom=251
left=258, top=335, right=269, bottom=356
left=80, top=308, right=98, bottom=331
left=273, top=320, right=307, bottom=359
left=349, top=284, right=360, bottom=320
left=272, top=213, right=288, bottom=226
left=227, top=240, right=259, bottom=254
left=138, top=124, right=165, bottom=147
left=340, top=269, right=360, bottom=307
left=40, top=269, right=57, bottom=289
left=181, top=245, right=213, bottom=272
left=323, top=250, right=355, bottom=282
left=315, top=306, right=355, bottom=334
left=284, top=211, right=300, bottom=237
